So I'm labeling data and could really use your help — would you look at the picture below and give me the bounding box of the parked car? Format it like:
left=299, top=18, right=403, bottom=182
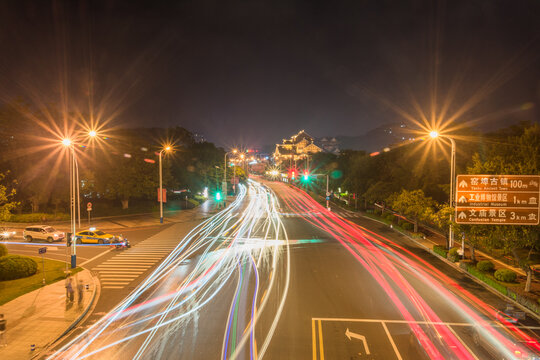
left=23, top=225, right=65, bottom=243
left=0, top=227, right=16, bottom=240
left=74, top=228, right=115, bottom=244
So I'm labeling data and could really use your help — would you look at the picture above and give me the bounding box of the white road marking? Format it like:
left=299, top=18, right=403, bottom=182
left=113, top=255, right=164, bottom=258
left=345, top=328, right=370, bottom=355
left=102, top=260, right=156, bottom=264
left=312, top=317, right=540, bottom=330
left=79, top=248, right=113, bottom=266
left=381, top=322, right=403, bottom=360
left=447, top=324, right=480, bottom=360
left=94, top=263, right=151, bottom=267
left=93, top=270, right=145, bottom=274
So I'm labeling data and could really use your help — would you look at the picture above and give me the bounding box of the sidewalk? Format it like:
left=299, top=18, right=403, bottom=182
left=2, top=199, right=222, bottom=232
left=0, top=269, right=97, bottom=360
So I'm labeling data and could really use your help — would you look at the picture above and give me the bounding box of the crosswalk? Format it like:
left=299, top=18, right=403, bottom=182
left=92, top=237, right=180, bottom=289
left=280, top=211, right=362, bottom=219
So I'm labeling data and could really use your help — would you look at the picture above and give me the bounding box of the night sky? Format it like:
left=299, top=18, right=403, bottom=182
left=1, top=1, right=539, bottom=148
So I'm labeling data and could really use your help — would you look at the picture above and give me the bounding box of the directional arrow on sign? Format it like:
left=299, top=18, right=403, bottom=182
left=458, top=211, right=467, bottom=219
left=458, top=196, right=467, bottom=203
left=459, top=180, right=468, bottom=188
left=345, top=328, right=370, bottom=355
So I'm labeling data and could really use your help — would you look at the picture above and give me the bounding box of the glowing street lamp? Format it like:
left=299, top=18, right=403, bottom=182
left=429, top=130, right=456, bottom=248
left=61, top=137, right=79, bottom=268
left=60, top=129, right=106, bottom=268
left=224, top=149, right=239, bottom=198
left=159, top=146, right=172, bottom=223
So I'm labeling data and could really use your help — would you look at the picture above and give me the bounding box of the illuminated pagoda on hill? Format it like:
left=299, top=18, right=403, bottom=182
left=273, top=130, right=322, bottom=166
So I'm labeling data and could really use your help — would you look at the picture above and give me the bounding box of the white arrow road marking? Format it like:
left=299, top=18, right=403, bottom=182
left=345, top=328, right=370, bottom=355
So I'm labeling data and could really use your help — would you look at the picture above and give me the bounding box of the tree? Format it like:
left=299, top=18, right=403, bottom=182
left=460, top=224, right=489, bottom=262
left=364, top=181, right=398, bottom=208
left=467, top=122, right=540, bottom=290
left=99, top=156, right=159, bottom=209
left=0, top=172, right=18, bottom=221
left=388, top=189, right=435, bottom=233
left=496, top=226, right=538, bottom=292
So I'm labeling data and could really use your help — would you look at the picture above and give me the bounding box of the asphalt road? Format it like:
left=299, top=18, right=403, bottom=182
left=42, top=180, right=540, bottom=359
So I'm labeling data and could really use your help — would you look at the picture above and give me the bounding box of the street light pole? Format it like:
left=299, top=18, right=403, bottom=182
left=233, top=162, right=236, bottom=194
left=61, top=129, right=99, bottom=269
left=449, top=137, right=456, bottom=248
left=223, top=152, right=228, bottom=200
left=70, top=146, right=77, bottom=268
left=430, top=131, right=456, bottom=249
left=159, top=150, right=163, bottom=223
left=158, top=146, right=171, bottom=224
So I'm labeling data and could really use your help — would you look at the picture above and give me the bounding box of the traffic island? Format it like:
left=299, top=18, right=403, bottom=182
left=0, top=268, right=97, bottom=359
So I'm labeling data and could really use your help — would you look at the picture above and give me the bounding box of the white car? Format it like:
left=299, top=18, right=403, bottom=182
left=23, top=225, right=65, bottom=243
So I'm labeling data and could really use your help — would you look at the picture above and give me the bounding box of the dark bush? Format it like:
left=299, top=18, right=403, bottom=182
left=477, top=260, right=495, bottom=273
left=401, top=222, right=413, bottom=231
left=433, top=245, right=448, bottom=258
left=0, top=244, right=7, bottom=257
left=467, top=266, right=508, bottom=296
left=494, top=269, right=517, bottom=283
left=0, top=255, right=38, bottom=280
left=448, top=247, right=460, bottom=262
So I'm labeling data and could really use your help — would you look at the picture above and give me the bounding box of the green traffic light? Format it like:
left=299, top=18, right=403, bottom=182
left=216, top=192, right=221, bottom=201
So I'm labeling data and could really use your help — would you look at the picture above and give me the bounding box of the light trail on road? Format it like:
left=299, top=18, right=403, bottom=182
left=49, top=180, right=291, bottom=360
left=275, top=182, right=540, bottom=360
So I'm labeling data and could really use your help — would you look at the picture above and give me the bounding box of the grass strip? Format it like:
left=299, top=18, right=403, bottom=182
left=0, top=256, right=81, bottom=305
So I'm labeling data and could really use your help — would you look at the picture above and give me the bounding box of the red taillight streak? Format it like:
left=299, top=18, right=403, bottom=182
left=280, top=185, right=483, bottom=359
left=278, top=186, right=446, bottom=359
left=281, top=184, right=540, bottom=354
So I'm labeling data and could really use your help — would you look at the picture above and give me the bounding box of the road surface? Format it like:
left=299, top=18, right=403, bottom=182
left=47, top=180, right=540, bottom=359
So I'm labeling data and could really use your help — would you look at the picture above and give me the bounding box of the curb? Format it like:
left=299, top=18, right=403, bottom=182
left=359, top=214, right=540, bottom=324
left=33, top=268, right=101, bottom=359
left=2, top=204, right=203, bottom=229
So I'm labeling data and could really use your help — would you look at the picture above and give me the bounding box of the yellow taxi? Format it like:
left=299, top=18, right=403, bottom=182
left=74, top=228, right=115, bottom=244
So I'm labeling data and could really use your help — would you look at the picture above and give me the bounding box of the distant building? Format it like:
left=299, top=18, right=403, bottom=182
left=319, top=137, right=340, bottom=154
left=193, top=133, right=206, bottom=143
left=273, top=130, right=322, bottom=165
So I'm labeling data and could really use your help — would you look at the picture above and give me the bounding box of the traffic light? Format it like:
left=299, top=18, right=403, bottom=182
left=291, top=170, right=295, bottom=180
left=303, top=170, right=309, bottom=181
left=215, top=192, right=222, bottom=201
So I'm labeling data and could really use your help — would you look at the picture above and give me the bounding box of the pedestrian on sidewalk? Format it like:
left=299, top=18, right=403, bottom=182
left=77, top=279, right=84, bottom=306
left=65, top=277, right=74, bottom=303
left=0, top=314, right=6, bottom=347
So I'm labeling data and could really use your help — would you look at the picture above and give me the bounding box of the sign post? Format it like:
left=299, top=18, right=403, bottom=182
left=455, top=175, right=539, bottom=225
left=39, top=247, right=46, bottom=285
left=86, top=202, right=92, bottom=225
